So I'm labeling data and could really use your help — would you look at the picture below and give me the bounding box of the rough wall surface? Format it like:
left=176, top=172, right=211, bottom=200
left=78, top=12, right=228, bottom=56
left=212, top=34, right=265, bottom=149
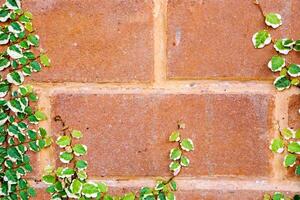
left=20, top=0, right=300, bottom=199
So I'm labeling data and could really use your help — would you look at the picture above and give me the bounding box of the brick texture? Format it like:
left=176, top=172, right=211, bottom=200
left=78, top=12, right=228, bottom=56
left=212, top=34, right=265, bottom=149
left=288, top=94, right=300, bottom=129
left=23, top=0, right=154, bottom=83
left=167, top=0, right=293, bottom=80
left=18, top=0, right=300, bottom=198
left=51, top=92, right=273, bottom=178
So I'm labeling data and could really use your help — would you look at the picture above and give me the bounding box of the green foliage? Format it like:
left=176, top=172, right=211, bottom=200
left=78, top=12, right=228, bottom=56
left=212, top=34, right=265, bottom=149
left=253, top=2, right=300, bottom=199
left=252, top=11, right=300, bottom=90
left=0, top=0, right=52, bottom=198
left=43, top=123, right=194, bottom=199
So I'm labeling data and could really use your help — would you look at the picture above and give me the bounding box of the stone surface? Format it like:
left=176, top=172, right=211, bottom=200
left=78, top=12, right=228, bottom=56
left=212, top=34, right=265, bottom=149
left=23, top=0, right=154, bottom=83
left=167, top=0, right=292, bottom=80
left=51, top=92, right=274, bottom=178
left=288, top=94, right=300, bottom=129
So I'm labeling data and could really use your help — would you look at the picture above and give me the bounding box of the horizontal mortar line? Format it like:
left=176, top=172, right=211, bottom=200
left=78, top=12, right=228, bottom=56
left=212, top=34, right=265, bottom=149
left=26, top=80, right=296, bottom=95
left=29, top=178, right=300, bottom=192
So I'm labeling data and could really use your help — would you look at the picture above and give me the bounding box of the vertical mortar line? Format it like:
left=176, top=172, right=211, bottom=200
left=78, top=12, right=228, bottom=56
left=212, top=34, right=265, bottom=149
left=34, top=84, right=55, bottom=178
left=153, top=0, right=167, bottom=86
left=272, top=91, right=292, bottom=181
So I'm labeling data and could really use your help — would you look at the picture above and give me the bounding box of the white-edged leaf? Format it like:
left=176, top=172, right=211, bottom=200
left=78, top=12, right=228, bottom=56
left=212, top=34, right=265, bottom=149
left=273, top=75, right=291, bottom=91
left=7, top=45, right=23, bottom=59
left=274, top=39, right=293, bottom=55
left=265, top=13, right=282, bottom=28
left=7, top=71, right=24, bottom=85
left=287, top=63, right=300, bottom=77
left=180, top=138, right=194, bottom=152
left=267, top=56, right=285, bottom=72
left=6, top=0, right=21, bottom=10
left=252, top=30, right=271, bottom=48
left=269, top=138, right=284, bottom=153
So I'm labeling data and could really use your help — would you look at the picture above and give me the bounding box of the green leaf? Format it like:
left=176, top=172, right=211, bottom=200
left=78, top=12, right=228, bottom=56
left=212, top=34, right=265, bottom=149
left=76, top=160, right=88, bottom=170
left=169, top=131, right=180, bottom=142
left=169, top=148, right=182, bottom=160
left=284, top=154, right=297, bottom=167
left=59, top=152, right=74, bottom=163
left=8, top=21, right=24, bottom=34
left=180, top=155, right=190, bottom=167
left=282, top=128, right=295, bottom=140
left=7, top=44, right=23, bottom=59
left=155, top=181, right=165, bottom=191
left=5, top=0, right=21, bottom=10
left=34, top=110, right=47, bottom=121
left=73, top=144, right=87, bottom=156
left=0, top=9, right=11, bottom=23
left=169, top=180, right=177, bottom=191
left=180, top=138, right=194, bottom=151
left=288, top=63, right=300, bottom=77
left=0, top=81, right=9, bottom=97
left=294, top=40, right=300, bottom=52
left=60, top=167, right=75, bottom=178
left=40, top=54, right=51, bottom=67
left=0, top=112, right=8, bottom=126
left=56, top=135, right=71, bottom=148
left=274, top=39, right=293, bottom=55
left=265, top=13, right=282, bottom=28
left=7, top=71, right=24, bottom=85
left=267, top=56, right=285, bottom=72
left=42, top=175, right=56, bottom=185
left=169, top=161, right=181, bottom=176
left=82, top=182, right=99, bottom=198
left=288, top=142, right=300, bottom=154
left=27, top=34, right=39, bottom=46
left=70, top=179, right=83, bottom=194
left=252, top=30, right=271, bottom=48
left=273, top=192, right=284, bottom=200
left=273, top=75, right=291, bottom=91
left=71, top=130, right=83, bottom=139
left=0, top=57, right=10, bottom=71
left=122, top=193, right=135, bottom=200
left=269, top=138, right=284, bottom=153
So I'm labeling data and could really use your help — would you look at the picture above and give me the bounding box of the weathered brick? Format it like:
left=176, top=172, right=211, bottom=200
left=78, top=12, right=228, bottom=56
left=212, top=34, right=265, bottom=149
left=51, top=92, right=273, bottom=178
left=175, top=190, right=294, bottom=200
left=288, top=94, right=300, bottom=129
left=23, top=0, right=154, bottom=83
left=167, top=0, right=291, bottom=80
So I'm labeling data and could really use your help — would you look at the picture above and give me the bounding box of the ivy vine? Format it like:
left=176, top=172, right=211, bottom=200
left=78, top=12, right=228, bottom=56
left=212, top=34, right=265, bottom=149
left=0, top=0, right=195, bottom=199
left=0, top=0, right=52, bottom=199
left=42, top=117, right=194, bottom=200
left=252, top=1, right=300, bottom=199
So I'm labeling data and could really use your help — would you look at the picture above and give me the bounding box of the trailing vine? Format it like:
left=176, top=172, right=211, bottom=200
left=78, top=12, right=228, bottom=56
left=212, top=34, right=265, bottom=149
left=42, top=118, right=194, bottom=200
left=252, top=0, right=300, bottom=199
left=0, top=0, right=52, bottom=199
left=0, top=0, right=195, bottom=199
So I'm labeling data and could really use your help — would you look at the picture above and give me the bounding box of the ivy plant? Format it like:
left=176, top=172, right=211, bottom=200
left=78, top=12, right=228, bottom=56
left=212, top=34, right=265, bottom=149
left=43, top=117, right=194, bottom=200
left=252, top=1, right=300, bottom=199
left=0, top=0, right=52, bottom=199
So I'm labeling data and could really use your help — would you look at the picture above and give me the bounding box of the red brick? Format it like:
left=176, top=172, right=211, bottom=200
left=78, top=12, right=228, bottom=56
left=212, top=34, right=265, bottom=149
left=51, top=92, right=273, bottom=178
left=288, top=94, right=300, bottom=129
left=176, top=190, right=294, bottom=200
left=167, top=0, right=291, bottom=80
left=23, top=0, right=154, bottom=83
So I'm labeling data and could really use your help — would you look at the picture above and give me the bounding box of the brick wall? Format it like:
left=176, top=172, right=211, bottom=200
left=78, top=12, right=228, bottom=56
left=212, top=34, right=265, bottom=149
left=21, top=0, right=300, bottom=199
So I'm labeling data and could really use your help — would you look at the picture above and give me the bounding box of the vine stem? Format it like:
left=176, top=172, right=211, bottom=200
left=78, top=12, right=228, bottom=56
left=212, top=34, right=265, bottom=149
left=254, top=0, right=265, bottom=18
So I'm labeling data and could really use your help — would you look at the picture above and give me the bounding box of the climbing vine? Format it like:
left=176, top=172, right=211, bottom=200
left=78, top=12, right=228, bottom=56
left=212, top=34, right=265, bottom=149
left=42, top=117, right=194, bottom=200
left=252, top=0, right=300, bottom=199
left=0, top=0, right=52, bottom=199
left=0, top=0, right=195, bottom=199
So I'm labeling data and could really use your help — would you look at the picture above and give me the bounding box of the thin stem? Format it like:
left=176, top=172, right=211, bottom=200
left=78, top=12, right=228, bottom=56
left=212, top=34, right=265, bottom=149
left=254, top=0, right=265, bottom=18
